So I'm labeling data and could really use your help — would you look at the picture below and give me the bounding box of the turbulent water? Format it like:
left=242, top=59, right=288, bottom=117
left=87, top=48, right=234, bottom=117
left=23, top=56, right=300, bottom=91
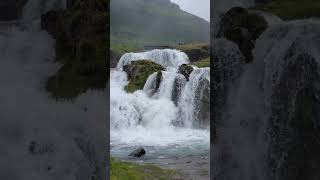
left=111, top=49, right=210, bottom=159
left=212, top=20, right=320, bottom=180
left=0, top=1, right=106, bottom=179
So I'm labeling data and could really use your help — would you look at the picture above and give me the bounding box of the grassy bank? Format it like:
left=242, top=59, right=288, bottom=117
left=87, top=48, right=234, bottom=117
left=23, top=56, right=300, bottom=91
left=110, top=158, right=182, bottom=180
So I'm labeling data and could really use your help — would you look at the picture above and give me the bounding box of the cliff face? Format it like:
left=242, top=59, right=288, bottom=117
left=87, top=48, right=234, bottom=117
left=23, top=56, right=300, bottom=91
left=41, top=0, right=108, bottom=99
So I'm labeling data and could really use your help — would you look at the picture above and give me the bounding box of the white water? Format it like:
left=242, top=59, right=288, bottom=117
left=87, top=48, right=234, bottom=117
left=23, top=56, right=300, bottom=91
left=117, top=49, right=189, bottom=69
left=0, top=1, right=106, bottom=179
left=111, top=49, right=209, bottom=158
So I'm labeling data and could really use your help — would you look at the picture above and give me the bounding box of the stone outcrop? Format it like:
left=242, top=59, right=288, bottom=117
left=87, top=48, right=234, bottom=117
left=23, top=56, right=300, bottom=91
left=123, top=60, right=164, bottom=93
left=178, top=64, right=194, bottom=81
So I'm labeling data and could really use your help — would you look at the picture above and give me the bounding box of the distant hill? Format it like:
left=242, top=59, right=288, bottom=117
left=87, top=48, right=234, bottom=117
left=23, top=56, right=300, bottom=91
left=110, top=0, right=210, bottom=46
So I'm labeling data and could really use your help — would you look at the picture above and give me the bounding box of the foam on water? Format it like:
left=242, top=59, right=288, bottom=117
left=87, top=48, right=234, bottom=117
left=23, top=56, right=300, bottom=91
left=111, top=49, right=209, bottom=158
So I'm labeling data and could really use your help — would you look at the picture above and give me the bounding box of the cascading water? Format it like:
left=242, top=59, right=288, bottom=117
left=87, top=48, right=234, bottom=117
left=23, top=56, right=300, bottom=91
left=111, top=49, right=210, bottom=159
left=0, top=1, right=106, bottom=179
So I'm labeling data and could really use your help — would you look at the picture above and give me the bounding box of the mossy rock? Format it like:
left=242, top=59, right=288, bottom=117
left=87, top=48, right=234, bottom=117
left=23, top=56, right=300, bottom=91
left=123, top=60, right=164, bottom=93
left=176, top=43, right=209, bottom=62
left=216, top=7, right=268, bottom=62
left=41, top=0, right=108, bottom=99
left=110, top=157, right=182, bottom=180
left=178, top=64, right=194, bottom=81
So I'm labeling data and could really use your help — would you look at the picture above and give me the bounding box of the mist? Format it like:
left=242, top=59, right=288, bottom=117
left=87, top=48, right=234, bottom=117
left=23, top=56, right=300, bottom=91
left=171, top=0, right=210, bottom=21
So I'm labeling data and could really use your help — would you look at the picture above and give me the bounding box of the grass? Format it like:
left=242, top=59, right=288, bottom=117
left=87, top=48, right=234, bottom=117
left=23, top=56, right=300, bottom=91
left=110, top=158, right=182, bottom=180
left=176, top=43, right=209, bottom=52
left=254, top=0, right=320, bottom=20
left=192, top=57, right=210, bottom=68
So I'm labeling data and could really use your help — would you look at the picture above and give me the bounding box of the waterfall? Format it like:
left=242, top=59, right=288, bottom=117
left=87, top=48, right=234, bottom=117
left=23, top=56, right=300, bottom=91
left=212, top=19, right=320, bottom=180
left=178, top=67, right=210, bottom=128
left=111, top=49, right=209, bottom=158
left=117, top=49, right=189, bottom=69
left=0, top=1, right=106, bottom=179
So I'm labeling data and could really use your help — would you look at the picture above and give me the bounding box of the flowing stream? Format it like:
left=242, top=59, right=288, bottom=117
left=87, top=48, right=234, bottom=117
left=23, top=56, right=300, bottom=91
left=110, top=49, right=210, bottom=160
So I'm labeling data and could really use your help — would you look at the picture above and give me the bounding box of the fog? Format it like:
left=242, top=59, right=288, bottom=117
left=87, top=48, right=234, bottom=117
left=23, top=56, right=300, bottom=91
left=171, top=0, right=210, bottom=21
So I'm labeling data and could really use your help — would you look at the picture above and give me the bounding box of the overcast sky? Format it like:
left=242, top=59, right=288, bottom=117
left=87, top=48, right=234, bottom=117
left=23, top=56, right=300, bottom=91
left=171, top=0, right=210, bottom=22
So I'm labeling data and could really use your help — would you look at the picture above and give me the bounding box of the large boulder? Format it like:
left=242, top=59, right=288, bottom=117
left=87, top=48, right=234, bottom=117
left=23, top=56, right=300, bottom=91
left=41, top=0, right=108, bottom=99
left=216, top=7, right=268, bottom=62
left=128, top=148, right=146, bottom=158
left=123, top=60, right=164, bottom=93
left=178, top=64, right=193, bottom=81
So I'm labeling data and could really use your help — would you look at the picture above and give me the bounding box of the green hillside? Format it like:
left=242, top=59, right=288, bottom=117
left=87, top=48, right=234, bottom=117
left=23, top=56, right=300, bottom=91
left=110, top=0, right=210, bottom=47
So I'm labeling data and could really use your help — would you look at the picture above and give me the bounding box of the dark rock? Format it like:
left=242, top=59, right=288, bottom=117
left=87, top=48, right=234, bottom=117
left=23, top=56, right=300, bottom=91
left=195, top=78, right=210, bottom=128
left=129, top=148, right=146, bottom=157
left=0, top=0, right=27, bottom=21
left=178, top=64, right=193, bottom=81
left=216, top=7, right=268, bottom=62
left=172, top=74, right=186, bottom=106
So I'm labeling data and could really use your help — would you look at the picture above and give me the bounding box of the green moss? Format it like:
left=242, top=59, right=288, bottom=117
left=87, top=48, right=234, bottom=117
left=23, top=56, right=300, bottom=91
left=254, top=0, right=320, bottom=20
left=124, top=60, right=164, bottom=93
left=110, top=158, right=181, bottom=180
left=192, top=57, right=210, bottom=68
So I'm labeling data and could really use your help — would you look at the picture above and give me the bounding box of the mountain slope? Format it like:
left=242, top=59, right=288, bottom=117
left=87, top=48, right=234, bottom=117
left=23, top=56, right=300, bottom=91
left=110, top=0, right=209, bottom=46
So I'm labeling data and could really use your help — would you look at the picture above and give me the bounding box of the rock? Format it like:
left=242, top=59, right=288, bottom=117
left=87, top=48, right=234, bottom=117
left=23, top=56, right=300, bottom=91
left=123, top=60, right=164, bottom=93
left=129, top=148, right=146, bottom=157
left=172, top=74, right=187, bottom=106
left=177, top=43, right=209, bottom=62
left=178, top=64, right=194, bottom=81
left=195, top=78, right=210, bottom=128
left=216, top=7, right=268, bottom=62
left=0, top=0, right=27, bottom=21
left=41, top=0, right=108, bottom=99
